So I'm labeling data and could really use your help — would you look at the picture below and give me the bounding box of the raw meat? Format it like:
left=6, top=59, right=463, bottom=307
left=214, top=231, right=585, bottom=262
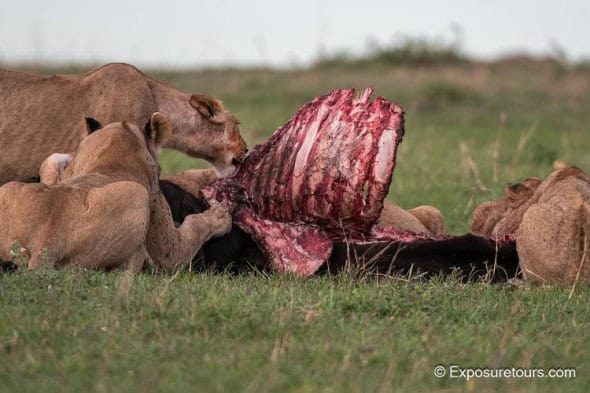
left=202, top=88, right=422, bottom=275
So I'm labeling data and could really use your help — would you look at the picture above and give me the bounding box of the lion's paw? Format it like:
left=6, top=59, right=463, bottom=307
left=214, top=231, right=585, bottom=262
left=207, top=206, right=232, bottom=237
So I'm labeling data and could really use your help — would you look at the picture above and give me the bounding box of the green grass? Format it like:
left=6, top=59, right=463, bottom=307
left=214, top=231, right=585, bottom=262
left=1, top=270, right=588, bottom=392
left=2, top=61, right=590, bottom=392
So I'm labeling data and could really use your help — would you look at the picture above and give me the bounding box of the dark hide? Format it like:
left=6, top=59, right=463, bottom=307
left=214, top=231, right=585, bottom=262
left=326, top=235, right=519, bottom=282
left=0, top=261, right=17, bottom=272
left=160, top=181, right=520, bottom=281
left=159, top=180, right=257, bottom=270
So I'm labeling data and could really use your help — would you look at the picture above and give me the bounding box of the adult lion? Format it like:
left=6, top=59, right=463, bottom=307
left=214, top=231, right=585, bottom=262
left=0, top=113, right=231, bottom=271
left=0, top=63, right=247, bottom=184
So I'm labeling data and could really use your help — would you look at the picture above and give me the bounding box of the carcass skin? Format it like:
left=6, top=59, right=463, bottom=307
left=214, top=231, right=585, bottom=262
left=202, top=88, right=434, bottom=275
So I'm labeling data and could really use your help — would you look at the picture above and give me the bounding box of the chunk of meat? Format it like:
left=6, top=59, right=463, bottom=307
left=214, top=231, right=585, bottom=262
left=201, top=88, right=414, bottom=275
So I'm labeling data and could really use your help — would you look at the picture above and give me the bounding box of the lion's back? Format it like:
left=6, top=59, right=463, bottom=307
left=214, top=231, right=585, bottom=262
left=0, top=63, right=156, bottom=184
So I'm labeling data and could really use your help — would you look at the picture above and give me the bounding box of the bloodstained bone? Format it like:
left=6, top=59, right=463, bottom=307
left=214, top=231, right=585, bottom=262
left=201, top=88, right=404, bottom=275
left=235, top=88, right=404, bottom=233
left=201, top=88, right=511, bottom=276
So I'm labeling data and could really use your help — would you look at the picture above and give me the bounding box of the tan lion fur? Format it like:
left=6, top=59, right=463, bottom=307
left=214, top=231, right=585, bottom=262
left=162, top=168, right=218, bottom=197
left=471, top=167, right=590, bottom=283
left=0, top=63, right=247, bottom=184
left=0, top=114, right=231, bottom=271
left=377, top=203, right=445, bottom=236
left=471, top=177, right=542, bottom=238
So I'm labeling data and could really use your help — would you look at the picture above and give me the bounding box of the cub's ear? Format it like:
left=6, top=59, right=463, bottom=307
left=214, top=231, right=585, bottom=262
left=145, top=112, right=172, bottom=147
left=85, top=117, right=103, bottom=134
left=190, top=94, right=224, bottom=124
left=507, top=183, right=527, bottom=195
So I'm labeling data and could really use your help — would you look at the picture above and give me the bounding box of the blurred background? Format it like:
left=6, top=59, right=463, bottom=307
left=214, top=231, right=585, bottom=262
left=2, top=0, right=589, bottom=233
left=1, top=0, right=589, bottom=67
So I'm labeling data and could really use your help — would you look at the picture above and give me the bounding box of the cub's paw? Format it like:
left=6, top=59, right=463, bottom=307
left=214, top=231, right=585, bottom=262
left=207, top=206, right=232, bottom=237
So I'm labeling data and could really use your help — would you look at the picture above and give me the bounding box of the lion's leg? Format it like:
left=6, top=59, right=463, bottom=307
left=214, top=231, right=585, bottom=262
left=27, top=248, right=52, bottom=270
left=146, top=194, right=231, bottom=272
left=174, top=206, right=232, bottom=265
left=126, top=246, right=148, bottom=273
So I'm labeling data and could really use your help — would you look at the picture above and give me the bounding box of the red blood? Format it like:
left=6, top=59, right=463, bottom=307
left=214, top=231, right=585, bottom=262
left=203, top=88, right=412, bottom=276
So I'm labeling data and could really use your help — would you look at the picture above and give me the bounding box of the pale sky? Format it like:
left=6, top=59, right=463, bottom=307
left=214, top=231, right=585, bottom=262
left=0, top=0, right=588, bottom=67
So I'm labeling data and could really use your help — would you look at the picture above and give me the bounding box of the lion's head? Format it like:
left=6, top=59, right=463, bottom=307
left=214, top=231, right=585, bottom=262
left=471, top=177, right=541, bottom=238
left=163, top=94, right=248, bottom=177
left=60, top=113, right=172, bottom=192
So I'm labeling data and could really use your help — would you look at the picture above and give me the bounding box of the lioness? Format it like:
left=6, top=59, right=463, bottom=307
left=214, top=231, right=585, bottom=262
left=0, top=113, right=231, bottom=271
left=0, top=63, right=247, bottom=184
left=471, top=167, right=590, bottom=283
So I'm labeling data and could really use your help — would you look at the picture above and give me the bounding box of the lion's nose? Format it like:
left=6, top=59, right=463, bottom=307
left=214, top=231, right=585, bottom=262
left=232, top=149, right=248, bottom=166
left=232, top=154, right=245, bottom=166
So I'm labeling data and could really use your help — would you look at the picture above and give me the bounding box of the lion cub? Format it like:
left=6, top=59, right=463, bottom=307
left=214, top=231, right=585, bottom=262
left=471, top=167, right=590, bottom=284
left=0, top=113, right=231, bottom=271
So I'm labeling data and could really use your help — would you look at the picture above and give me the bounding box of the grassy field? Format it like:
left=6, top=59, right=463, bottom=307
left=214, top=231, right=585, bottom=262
left=1, top=60, right=590, bottom=392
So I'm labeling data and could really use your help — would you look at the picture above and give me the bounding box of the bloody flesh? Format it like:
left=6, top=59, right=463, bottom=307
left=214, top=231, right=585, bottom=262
left=236, top=88, right=404, bottom=234
left=202, top=88, right=428, bottom=275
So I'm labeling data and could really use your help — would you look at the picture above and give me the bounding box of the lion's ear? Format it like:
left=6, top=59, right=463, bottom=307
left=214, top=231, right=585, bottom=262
left=145, top=112, right=172, bottom=147
left=507, top=183, right=527, bottom=195
left=190, top=94, right=224, bottom=124
left=84, top=117, right=103, bottom=134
